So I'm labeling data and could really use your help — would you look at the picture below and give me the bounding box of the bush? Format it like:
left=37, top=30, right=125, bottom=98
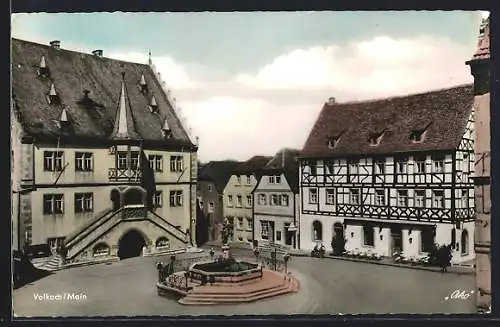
left=331, top=236, right=346, bottom=256
left=428, top=243, right=452, bottom=268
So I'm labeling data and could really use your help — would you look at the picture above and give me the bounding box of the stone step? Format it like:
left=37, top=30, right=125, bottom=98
left=189, top=277, right=266, bottom=287
left=188, top=283, right=289, bottom=298
left=190, top=278, right=287, bottom=294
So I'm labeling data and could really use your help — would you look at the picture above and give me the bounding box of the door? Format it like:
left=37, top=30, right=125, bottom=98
left=391, top=227, right=403, bottom=254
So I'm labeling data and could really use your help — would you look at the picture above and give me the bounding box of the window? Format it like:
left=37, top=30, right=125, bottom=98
left=415, top=190, right=425, bottom=207
left=350, top=189, right=360, bottom=205
left=271, top=194, right=279, bottom=206
left=117, top=152, right=127, bottom=169
left=170, top=156, right=184, bottom=172
left=432, top=156, right=444, bottom=173
left=43, top=151, right=64, bottom=171
left=207, top=184, right=212, bottom=192
left=268, top=176, right=275, bottom=183
left=261, top=221, right=270, bottom=240
left=238, top=217, right=244, bottom=228
left=156, top=237, right=169, bottom=248
left=75, top=152, right=93, bottom=171
left=276, top=231, right=282, bottom=242
left=461, top=190, right=468, bottom=208
left=397, top=190, right=408, bottom=207
left=326, top=189, right=335, bottom=205
left=461, top=230, right=469, bottom=255
left=74, top=193, right=93, bottom=213
left=246, top=175, right=251, bottom=184
left=432, top=190, right=444, bottom=208
left=414, top=156, right=426, bottom=174
left=325, top=161, right=334, bottom=175
left=309, top=188, right=318, bottom=204
left=375, top=189, right=385, bottom=206
left=153, top=191, right=163, bottom=208
left=258, top=193, right=267, bottom=205
left=148, top=154, right=163, bottom=172
left=169, top=190, right=183, bottom=207
left=130, top=151, right=140, bottom=170
left=237, top=176, right=242, bottom=184
left=236, top=195, right=243, bottom=207
left=348, top=160, right=359, bottom=175
left=396, top=158, right=408, bottom=174
left=410, top=129, right=426, bottom=143
left=247, top=218, right=253, bottom=229
left=312, top=220, right=323, bottom=241
left=43, top=194, right=64, bottom=214
left=281, top=194, right=289, bottom=206
left=363, top=225, right=374, bottom=246
left=93, top=243, right=110, bottom=257
left=275, top=176, right=281, bottom=184
left=374, top=160, right=385, bottom=175
left=246, top=195, right=253, bottom=207
left=208, top=202, right=214, bottom=213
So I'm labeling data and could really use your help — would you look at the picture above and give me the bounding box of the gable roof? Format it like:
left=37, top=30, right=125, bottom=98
left=234, top=155, right=273, bottom=175
left=11, top=38, right=194, bottom=148
left=199, top=160, right=242, bottom=193
left=300, top=84, right=474, bottom=159
left=261, top=148, right=300, bottom=193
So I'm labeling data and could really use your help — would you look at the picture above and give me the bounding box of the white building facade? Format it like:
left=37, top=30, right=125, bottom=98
left=299, top=86, right=475, bottom=264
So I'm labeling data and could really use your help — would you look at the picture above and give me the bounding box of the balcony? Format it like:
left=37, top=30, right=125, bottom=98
left=108, top=168, right=142, bottom=182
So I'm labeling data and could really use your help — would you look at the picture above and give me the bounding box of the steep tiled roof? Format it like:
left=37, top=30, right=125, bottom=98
left=199, top=160, right=241, bottom=194
left=262, top=148, right=300, bottom=193
left=11, top=38, right=194, bottom=148
left=300, top=85, right=474, bottom=158
left=234, top=155, right=273, bottom=175
left=472, top=18, right=490, bottom=60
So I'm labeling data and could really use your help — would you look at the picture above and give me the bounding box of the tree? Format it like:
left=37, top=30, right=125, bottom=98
left=221, top=218, right=233, bottom=245
left=331, top=235, right=346, bottom=256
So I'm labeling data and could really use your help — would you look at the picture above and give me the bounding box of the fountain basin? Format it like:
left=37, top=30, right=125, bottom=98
left=188, top=259, right=262, bottom=285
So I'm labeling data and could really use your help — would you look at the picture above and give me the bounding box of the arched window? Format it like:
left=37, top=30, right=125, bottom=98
left=312, top=220, right=323, bottom=241
left=93, top=242, right=110, bottom=257
left=155, top=237, right=169, bottom=249
left=461, top=230, right=469, bottom=255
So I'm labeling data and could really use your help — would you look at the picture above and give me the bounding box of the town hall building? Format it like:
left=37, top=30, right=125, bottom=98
left=11, top=38, right=198, bottom=265
left=298, top=86, right=475, bottom=264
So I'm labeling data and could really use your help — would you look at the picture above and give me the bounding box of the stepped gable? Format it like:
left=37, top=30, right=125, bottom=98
left=198, top=160, right=242, bottom=194
left=11, top=38, right=194, bottom=148
left=300, top=85, right=474, bottom=158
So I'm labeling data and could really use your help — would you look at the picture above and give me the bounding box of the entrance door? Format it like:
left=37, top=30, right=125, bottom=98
left=269, top=221, right=275, bottom=243
left=390, top=227, right=403, bottom=254
left=285, top=223, right=294, bottom=246
left=117, top=229, right=146, bottom=259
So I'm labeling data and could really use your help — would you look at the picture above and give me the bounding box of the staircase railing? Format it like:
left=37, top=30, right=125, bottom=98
left=148, top=210, right=188, bottom=242
left=65, top=208, right=114, bottom=245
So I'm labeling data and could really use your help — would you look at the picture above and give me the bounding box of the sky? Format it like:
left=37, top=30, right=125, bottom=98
left=11, top=11, right=489, bottom=162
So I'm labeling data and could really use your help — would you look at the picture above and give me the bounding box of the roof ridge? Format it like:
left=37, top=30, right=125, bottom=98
left=329, top=84, right=473, bottom=106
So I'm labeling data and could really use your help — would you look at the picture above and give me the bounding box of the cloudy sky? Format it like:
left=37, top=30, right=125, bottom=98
left=11, top=11, right=488, bottom=162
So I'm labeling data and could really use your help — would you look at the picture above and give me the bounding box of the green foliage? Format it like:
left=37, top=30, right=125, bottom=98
left=221, top=219, right=234, bottom=245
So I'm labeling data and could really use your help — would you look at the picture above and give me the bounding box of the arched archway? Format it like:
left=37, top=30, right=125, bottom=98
left=123, top=188, right=144, bottom=206
left=312, top=220, right=323, bottom=242
left=118, top=229, right=146, bottom=259
left=461, top=230, right=469, bottom=255
left=110, top=189, right=121, bottom=211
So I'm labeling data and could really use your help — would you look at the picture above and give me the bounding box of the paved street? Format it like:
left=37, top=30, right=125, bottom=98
left=13, top=250, right=476, bottom=317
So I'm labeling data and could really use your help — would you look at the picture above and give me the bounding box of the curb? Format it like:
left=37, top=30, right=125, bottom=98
left=143, top=249, right=187, bottom=257
left=63, top=257, right=120, bottom=270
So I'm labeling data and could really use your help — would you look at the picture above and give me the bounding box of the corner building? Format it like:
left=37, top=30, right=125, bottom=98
left=11, top=39, right=198, bottom=263
left=299, top=86, right=475, bottom=264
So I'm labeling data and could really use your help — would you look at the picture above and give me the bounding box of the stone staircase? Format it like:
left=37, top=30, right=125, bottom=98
left=32, top=253, right=64, bottom=272
left=178, top=270, right=299, bottom=305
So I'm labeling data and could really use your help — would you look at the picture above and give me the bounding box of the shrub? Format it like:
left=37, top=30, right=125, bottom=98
left=331, top=235, right=346, bottom=256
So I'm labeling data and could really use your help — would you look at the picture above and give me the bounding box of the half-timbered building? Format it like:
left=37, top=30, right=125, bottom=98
left=466, top=17, right=491, bottom=311
left=253, top=149, right=300, bottom=249
left=11, top=39, right=198, bottom=264
left=299, top=86, right=475, bottom=264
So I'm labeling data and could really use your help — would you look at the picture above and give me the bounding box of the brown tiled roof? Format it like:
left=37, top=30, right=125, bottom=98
left=472, top=18, right=490, bottom=60
left=234, top=155, right=273, bottom=174
left=300, top=85, right=474, bottom=158
left=263, top=148, right=300, bottom=193
left=11, top=38, right=194, bottom=147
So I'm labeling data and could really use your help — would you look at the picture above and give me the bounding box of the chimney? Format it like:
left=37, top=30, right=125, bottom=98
left=92, top=49, right=103, bottom=57
left=328, top=97, right=336, bottom=105
left=49, top=40, right=61, bottom=49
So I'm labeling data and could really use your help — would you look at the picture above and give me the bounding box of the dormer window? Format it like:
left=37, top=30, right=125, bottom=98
left=410, top=123, right=431, bottom=143
left=327, top=132, right=343, bottom=149
left=149, top=95, right=158, bottom=113
left=368, top=130, right=385, bottom=147
left=47, top=83, right=61, bottom=105
left=162, top=119, right=172, bottom=138
left=37, top=55, right=50, bottom=78
left=139, top=73, right=148, bottom=93
left=59, top=107, right=69, bottom=128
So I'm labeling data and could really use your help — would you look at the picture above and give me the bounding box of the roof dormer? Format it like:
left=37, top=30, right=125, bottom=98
left=369, top=130, right=385, bottom=147
left=59, top=106, right=70, bottom=128
left=149, top=95, right=158, bottom=113
left=162, top=119, right=172, bottom=138
left=47, top=83, right=61, bottom=105
left=37, top=55, right=50, bottom=78
left=410, top=123, right=432, bottom=144
left=327, top=132, right=344, bottom=149
left=139, top=73, right=148, bottom=94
